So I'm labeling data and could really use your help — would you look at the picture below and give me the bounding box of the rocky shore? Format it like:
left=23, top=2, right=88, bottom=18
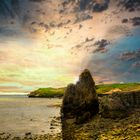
left=0, top=97, right=62, bottom=140
left=0, top=116, right=62, bottom=140
left=61, top=69, right=140, bottom=140
left=0, top=132, right=62, bottom=140
left=1, top=70, right=140, bottom=140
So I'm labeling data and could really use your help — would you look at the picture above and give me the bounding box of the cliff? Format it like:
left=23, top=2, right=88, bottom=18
left=100, top=90, right=140, bottom=118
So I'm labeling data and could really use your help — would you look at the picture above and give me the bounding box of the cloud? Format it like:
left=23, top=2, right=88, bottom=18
left=119, top=50, right=140, bottom=61
left=0, top=0, right=140, bottom=91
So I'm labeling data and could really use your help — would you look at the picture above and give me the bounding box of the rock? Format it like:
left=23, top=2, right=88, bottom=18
left=0, top=132, right=5, bottom=135
left=61, top=69, right=99, bottom=139
left=50, top=126, right=55, bottom=129
left=25, top=132, right=31, bottom=136
left=100, top=90, right=140, bottom=118
left=61, top=69, right=99, bottom=123
left=12, top=136, right=21, bottom=140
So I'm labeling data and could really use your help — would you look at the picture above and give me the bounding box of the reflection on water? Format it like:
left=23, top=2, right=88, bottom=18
left=0, top=95, right=62, bottom=137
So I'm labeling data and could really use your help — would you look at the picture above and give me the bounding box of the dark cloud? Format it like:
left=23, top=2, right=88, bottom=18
left=131, top=17, right=140, bottom=26
left=132, top=61, right=140, bottom=67
left=93, top=39, right=110, bottom=53
left=0, top=27, right=20, bottom=37
left=71, top=37, right=95, bottom=54
left=74, top=12, right=93, bottom=23
left=62, top=0, right=110, bottom=12
left=119, top=50, right=140, bottom=61
left=118, top=0, right=140, bottom=12
left=0, top=0, right=19, bottom=19
left=29, top=0, right=46, bottom=2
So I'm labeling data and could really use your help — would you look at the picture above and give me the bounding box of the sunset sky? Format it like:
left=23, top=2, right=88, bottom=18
left=0, top=0, right=140, bottom=93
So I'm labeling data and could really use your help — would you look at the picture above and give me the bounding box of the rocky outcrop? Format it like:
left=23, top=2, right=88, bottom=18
left=100, top=90, right=140, bottom=118
left=61, top=69, right=99, bottom=140
left=61, top=70, right=140, bottom=139
left=61, top=69, right=99, bottom=123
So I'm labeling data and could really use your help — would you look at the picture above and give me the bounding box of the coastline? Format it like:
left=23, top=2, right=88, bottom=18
left=0, top=95, right=62, bottom=139
left=0, top=82, right=140, bottom=139
left=28, top=83, right=140, bottom=98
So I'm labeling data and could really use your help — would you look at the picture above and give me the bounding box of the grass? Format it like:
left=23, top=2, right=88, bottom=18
left=28, top=83, right=140, bottom=98
left=28, top=87, right=65, bottom=98
left=96, top=83, right=140, bottom=94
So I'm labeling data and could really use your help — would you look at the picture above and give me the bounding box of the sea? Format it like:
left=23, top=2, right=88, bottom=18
left=0, top=93, right=61, bottom=137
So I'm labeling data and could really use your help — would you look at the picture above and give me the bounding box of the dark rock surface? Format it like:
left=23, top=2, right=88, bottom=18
left=61, top=69, right=99, bottom=139
left=62, top=108, right=140, bottom=140
left=61, top=87, right=140, bottom=139
left=61, top=70, right=140, bottom=139
left=100, top=90, right=140, bottom=118
left=61, top=69, right=99, bottom=123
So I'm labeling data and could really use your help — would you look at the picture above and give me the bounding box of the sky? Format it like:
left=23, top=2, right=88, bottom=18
left=0, top=0, right=140, bottom=93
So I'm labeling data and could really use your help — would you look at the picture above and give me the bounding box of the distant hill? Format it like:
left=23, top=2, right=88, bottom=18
left=28, top=83, right=140, bottom=98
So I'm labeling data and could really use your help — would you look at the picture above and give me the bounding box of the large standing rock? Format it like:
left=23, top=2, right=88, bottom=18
left=61, top=69, right=99, bottom=123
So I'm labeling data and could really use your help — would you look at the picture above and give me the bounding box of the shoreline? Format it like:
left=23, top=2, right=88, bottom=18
left=0, top=114, right=62, bottom=140
left=28, top=83, right=140, bottom=98
left=0, top=132, right=62, bottom=140
left=0, top=96, right=62, bottom=139
left=0, top=93, right=28, bottom=96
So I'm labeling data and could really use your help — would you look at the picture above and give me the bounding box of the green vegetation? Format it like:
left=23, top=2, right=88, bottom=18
left=96, top=83, right=140, bottom=94
left=28, top=87, right=65, bottom=98
left=28, top=83, right=140, bottom=98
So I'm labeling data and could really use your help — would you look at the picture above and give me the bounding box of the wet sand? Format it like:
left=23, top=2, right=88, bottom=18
left=0, top=95, right=62, bottom=138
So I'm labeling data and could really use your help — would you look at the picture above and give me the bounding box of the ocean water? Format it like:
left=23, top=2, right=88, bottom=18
left=0, top=95, right=61, bottom=137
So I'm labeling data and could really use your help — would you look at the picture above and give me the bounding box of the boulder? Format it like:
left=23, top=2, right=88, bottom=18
left=61, top=69, right=99, bottom=123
